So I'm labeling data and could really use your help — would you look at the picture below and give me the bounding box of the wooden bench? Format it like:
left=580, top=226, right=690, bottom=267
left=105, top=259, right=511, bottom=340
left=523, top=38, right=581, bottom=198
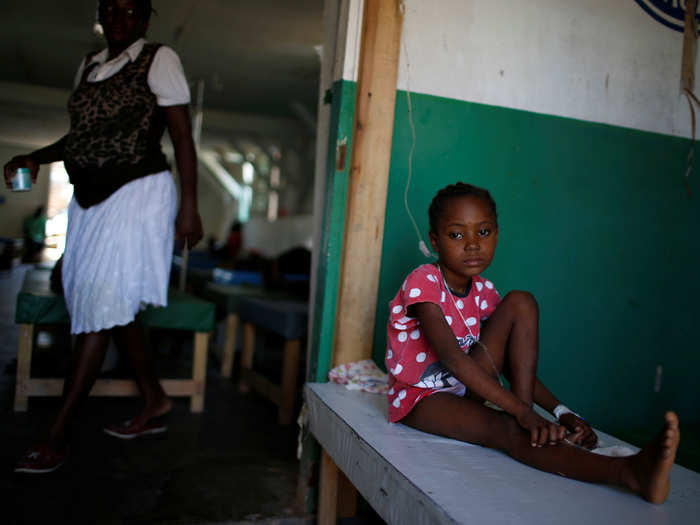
left=236, top=296, right=308, bottom=425
left=201, top=282, right=292, bottom=379
left=170, top=255, right=265, bottom=293
left=14, top=268, right=216, bottom=413
left=305, top=382, right=700, bottom=525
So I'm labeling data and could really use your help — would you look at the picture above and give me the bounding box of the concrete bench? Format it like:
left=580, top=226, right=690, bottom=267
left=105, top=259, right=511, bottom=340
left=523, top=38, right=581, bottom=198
left=14, top=268, right=216, bottom=413
left=305, top=382, right=700, bottom=525
left=236, top=296, right=308, bottom=425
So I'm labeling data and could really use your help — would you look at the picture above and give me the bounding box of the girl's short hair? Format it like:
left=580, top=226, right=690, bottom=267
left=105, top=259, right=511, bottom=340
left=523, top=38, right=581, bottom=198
left=99, top=0, right=154, bottom=23
left=428, top=182, right=498, bottom=232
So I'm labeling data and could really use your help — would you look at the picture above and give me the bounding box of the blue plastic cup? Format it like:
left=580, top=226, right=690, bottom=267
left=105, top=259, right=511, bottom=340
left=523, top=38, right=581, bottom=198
left=11, top=167, right=32, bottom=192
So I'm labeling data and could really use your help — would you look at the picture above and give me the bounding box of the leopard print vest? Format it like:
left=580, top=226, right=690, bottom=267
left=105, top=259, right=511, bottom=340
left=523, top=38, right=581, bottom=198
left=64, top=43, right=170, bottom=208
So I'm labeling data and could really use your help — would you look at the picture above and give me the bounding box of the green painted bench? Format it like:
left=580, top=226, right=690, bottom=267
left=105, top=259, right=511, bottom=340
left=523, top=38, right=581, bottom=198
left=14, top=268, right=215, bottom=413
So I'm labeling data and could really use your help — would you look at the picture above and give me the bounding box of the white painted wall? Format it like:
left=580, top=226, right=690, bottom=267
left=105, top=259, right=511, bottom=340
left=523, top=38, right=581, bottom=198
left=340, top=0, right=365, bottom=85
left=341, top=0, right=698, bottom=138
left=242, top=215, right=313, bottom=258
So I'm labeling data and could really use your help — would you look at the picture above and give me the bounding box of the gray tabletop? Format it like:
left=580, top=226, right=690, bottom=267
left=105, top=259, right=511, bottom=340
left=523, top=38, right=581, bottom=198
left=306, top=382, right=700, bottom=525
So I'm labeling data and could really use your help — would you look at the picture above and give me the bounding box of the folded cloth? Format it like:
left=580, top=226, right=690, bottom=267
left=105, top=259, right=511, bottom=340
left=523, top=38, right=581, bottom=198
left=328, top=359, right=389, bottom=394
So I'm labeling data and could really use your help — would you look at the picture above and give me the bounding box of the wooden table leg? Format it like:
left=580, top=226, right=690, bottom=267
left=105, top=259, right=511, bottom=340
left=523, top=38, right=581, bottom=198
left=318, top=449, right=339, bottom=525
left=190, top=332, right=209, bottom=413
left=338, top=471, right=358, bottom=518
left=239, top=322, right=256, bottom=393
left=14, top=324, right=34, bottom=412
left=221, top=313, right=238, bottom=378
left=279, top=338, right=301, bottom=425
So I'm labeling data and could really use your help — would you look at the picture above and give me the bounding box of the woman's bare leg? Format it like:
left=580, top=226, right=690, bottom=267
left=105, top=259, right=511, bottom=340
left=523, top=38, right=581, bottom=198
left=48, top=331, right=110, bottom=450
left=471, top=291, right=539, bottom=405
left=112, top=319, right=171, bottom=424
left=403, top=393, right=680, bottom=503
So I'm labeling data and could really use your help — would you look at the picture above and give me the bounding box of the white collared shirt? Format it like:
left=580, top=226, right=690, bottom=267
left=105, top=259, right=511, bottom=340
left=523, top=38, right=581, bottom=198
left=73, top=38, right=191, bottom=107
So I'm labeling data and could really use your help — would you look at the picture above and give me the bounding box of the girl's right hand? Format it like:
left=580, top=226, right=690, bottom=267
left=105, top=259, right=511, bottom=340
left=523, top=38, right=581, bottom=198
left=516, top=408, right=566, bottom=447
left=4, top=155, right=38, bottom=188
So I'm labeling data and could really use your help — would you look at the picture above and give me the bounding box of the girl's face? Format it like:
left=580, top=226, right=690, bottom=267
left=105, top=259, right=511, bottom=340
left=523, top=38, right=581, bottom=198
left=428, top=195, right=498, bottom=293
left=99, top=0, right=148, bottom=49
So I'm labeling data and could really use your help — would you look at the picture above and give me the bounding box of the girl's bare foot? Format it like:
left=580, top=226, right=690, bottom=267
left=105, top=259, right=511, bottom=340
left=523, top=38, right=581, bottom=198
left=625, top=412, right=680, bottom=504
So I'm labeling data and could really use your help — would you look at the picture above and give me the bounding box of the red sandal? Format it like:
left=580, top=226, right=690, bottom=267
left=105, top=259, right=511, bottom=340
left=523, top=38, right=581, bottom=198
left=15, top=444, right=67, bottom=474
left=103, top=418, right=167, bottom=440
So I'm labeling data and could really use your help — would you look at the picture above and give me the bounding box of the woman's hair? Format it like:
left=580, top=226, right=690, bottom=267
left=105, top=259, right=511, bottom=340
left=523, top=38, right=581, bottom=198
left=98, top=0, right=154, bottom=23
left=428, top=182, right=498, bottom=232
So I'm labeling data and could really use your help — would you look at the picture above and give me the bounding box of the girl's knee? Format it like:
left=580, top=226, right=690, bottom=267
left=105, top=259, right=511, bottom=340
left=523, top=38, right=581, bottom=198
left=501, top=290, right=538, bottom=317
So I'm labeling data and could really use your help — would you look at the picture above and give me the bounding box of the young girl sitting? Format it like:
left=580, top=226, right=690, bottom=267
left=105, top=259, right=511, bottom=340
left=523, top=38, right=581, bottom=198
left=385, top=182, right=680, bottom=504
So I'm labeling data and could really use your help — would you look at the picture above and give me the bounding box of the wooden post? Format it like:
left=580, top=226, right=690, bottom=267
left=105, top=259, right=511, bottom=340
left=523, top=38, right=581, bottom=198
left=221, top=312, right=238, bottom=378
left=239, top=322, right=256, bottom=393
left=14, top=324, right=34, bottom=412
left=318, top=449, right=339, bottom=525
left=190, top=332, right=209, bottom=413
left=279, top=339, right=301, bottom=425
left=682, top=0, right=698, bottom=92
left=337, top=471, right=358, bottom=518
left=332, top=0, right=403, bottom=367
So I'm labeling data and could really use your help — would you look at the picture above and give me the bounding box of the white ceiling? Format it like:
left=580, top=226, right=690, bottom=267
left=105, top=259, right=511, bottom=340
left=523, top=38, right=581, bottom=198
left=0, top=0, right=324, bottom=118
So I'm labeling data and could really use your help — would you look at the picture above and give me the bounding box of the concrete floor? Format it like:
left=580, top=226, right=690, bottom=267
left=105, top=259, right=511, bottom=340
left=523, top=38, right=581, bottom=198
left=0, top=264, right=312, bottom=525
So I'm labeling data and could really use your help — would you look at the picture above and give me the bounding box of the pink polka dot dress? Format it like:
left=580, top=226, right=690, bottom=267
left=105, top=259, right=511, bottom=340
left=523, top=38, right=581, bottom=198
left=385, top=264, right=501, bottom=422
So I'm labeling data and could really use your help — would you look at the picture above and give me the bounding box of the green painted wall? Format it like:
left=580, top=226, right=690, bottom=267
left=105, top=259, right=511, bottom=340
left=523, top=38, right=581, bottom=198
left=308, top=80, right=356, bottom=382
left=374, top=88, right=700, bottom=435
left=310, top=80, right=699, bottom=453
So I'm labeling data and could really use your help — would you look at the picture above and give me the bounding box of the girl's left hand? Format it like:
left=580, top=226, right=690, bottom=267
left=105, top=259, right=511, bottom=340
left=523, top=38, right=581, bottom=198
left=558, top=412, right=598, bottom=449
left=176, top=203, right=203, bottom=248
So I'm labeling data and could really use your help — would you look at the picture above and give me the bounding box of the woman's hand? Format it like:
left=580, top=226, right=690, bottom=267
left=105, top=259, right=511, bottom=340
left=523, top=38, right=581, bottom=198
left=516, top=408, right=566, bottom=447
left=4, top=155, right=38, bottom=188
left=175, top=202, right=203, bottom=248
left=164, top=105, right=202, bottom=249
left=558, top=412, right=598, bottom=449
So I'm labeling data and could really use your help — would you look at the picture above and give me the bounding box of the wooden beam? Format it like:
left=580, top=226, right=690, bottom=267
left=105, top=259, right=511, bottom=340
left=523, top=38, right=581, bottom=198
left=318, top=450, right=340, bottom=525
left=279, top=339, right=301, bottom=425
left=332, top=0, right=403, bottom=366
left=337, top=470, right=358, bottom=518
left=220, top=312, right=239, bottom=378
left=239, top=322, right=256, bottom=393
left=190, top=332, right=209, bottom=413
left=26, top=378, right=198, bottom=397
left=681, top=0, right=698, bottom=92
left=14, top=324, right=33, bottom=412
left=240, top=367, right=282, bottom=405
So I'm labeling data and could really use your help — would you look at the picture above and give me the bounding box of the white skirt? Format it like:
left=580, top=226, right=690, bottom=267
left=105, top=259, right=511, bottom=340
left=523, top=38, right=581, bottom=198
left=62, top=171, right=177, bottom=334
